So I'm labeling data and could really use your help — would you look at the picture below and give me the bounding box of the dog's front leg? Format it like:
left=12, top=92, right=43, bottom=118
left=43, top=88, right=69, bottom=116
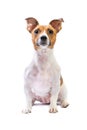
left=22, top=84, right=33, bottom=114
left=49, top=76, right=60, bottom=113
left=49, top=93, right=59, bottom=113
left=23, top=97, right=32, bottom=114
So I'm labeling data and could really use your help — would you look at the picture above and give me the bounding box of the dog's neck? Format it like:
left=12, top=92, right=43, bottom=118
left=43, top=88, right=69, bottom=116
left=34, top=48, right=55, bottom=71
left=36, top=48, right=53, bottom=61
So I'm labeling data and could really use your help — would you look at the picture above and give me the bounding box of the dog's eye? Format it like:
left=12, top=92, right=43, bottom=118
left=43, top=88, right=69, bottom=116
left=34, top=29, right=39, bottom=34
left=48, top=29, right=53, bottom=34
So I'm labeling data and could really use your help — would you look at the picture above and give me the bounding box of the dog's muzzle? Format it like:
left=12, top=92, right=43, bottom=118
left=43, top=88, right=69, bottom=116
left=37, top=35, right=50, bottom=46
left=40, top=35, right=47, bottom=46
left=40, top=35, right=47, bottom=44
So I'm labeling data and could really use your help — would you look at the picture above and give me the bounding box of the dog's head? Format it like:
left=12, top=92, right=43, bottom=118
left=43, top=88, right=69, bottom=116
left=25, top=17, right=64, bottom=50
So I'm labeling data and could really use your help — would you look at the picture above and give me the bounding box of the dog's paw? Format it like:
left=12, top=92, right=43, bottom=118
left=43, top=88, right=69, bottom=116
left=49, top=106, right=58, bottom=113
left=61, top=100, right=69, bottom=108
left=22, top=108, right=31, bottom=114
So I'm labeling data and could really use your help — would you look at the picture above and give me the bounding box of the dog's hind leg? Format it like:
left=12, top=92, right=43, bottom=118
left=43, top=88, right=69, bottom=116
left=58, top=81, right=69, bottom=108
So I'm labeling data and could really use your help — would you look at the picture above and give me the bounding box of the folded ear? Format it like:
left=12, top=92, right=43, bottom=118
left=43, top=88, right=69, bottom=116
left=49, top=18, right=64, bottom=33
left=25, top=17, right=39, bottom=33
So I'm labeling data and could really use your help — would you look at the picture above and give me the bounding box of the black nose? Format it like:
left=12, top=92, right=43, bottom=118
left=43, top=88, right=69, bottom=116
left=41, top=36, right=47, bottom=41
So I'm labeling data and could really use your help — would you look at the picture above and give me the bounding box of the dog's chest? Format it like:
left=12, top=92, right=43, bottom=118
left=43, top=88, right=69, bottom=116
left=25, top=50, right=60, bottom=101
left=31, top=68, right=51, bottom=96
left=30, top=54, right=59, bottom=97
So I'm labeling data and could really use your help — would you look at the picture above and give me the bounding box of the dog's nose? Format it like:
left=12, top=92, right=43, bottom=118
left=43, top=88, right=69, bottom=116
left=41, top=36, right=47, bottom=41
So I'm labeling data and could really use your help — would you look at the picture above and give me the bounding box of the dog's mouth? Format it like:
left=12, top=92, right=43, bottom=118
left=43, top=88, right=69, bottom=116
left=36, top=41, right=51, bottom=47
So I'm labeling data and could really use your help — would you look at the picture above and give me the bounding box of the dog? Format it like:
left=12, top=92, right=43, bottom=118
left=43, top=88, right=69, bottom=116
left=22, top=17, right=69, bottom=113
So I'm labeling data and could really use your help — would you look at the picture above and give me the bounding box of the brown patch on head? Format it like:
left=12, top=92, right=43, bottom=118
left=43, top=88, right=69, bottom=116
left=31, top=25, right=57, bottom=50
left=45, top=25, right=57, bottom=49
left=31, top=25, right=45, bottom=50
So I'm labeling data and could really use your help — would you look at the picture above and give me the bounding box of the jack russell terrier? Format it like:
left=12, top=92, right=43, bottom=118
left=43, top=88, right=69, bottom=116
left=23, top=17, right=69, bottom=113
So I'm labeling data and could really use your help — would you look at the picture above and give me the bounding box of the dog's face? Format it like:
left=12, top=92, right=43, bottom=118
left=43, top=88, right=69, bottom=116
left=25, top=17, right=64, bottom=50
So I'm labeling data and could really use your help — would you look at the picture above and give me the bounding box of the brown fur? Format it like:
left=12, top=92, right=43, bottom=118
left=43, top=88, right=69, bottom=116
left=60, top=76, right=63, bottom=86
left=31, top=25, right=57, bottom=50
left=49, top=18, right=64, bottom=32
left=25, top=17, right=39, bottom=33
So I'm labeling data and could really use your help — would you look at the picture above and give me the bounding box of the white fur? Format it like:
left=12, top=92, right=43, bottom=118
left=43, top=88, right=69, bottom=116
left=23, top=34, right=68, bottom=113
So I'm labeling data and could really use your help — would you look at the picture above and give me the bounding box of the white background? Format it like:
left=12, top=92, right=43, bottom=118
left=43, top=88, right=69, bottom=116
left=0, top=0, right=87, bottom=129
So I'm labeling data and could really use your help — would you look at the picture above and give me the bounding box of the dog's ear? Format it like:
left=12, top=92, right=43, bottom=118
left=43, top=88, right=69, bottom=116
left=25, top=17, right=39, bottom=33
left=49, top=18, right=64, bottom=33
